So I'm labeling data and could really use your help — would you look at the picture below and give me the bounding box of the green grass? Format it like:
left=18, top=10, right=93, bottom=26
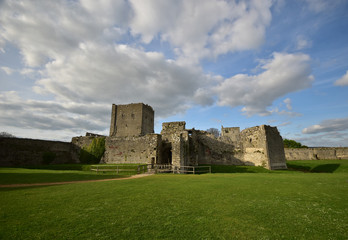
left=10, top=163, right=144, bottom=171
left=287, top=159, right=348, bottom=173
left=209, top=159, right=348, bottom=174
left=0, top=164, right=149, bottom=185
left=0, top=168, right=128, bottom=185
left=209, top=164, right=273, bottom=173
left=0, top=161, right=347, bottom=239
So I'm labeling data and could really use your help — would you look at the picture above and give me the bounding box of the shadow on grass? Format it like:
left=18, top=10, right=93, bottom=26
left=13, top=164, right=89, bottom=171
left=311, top=164, right=340, bottom=173
left=209, top=165, right=271, bottom=173
left=287, top=163, right=340, bottom=173
left=0, top=172, right=127, bottom=185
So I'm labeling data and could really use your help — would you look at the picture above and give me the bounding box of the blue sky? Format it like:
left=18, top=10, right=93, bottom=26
left=0, top=0, right=347, bottom=146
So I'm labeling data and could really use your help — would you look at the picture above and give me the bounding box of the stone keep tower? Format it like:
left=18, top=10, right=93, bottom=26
left=109, top=103, right=154, bottom=137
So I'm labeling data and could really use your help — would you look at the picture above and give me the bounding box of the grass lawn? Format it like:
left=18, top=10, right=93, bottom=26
left=0, top=160, right=347, bottom=239
left=0, top=164, right=144, bottom=185
left=287, top=159, right=348, bottom=173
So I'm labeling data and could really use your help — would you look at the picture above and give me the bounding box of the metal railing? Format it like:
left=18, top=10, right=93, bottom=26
left=149, top=164, right=211, bottom=174
left=91, top=164, right=211, bottom=175
left=91, top=164, right=147, bottom=174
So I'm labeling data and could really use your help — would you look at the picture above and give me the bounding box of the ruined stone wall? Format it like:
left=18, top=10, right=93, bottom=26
left=103, top=134, right=161, bottom=164
left=109, top=104, right=117, bottom=136
left=285, top=147, right=348, bottom=160
left=71, top=135, right=105, bottom=162
left=190, top=130, right=244, bottom=166
left=221, top=127, right=241, bottom=148
left=160, top=122, right=286, bottom=169
left=161, top=121, right=186, bottom=133
left=161, top=122, right=188, bottom=167
left=336, top=148, right=348, bottom=159
left=240, top=126, right=270, bottom=168
left=115, top=103, right=143, bottom=137
left=141, top=104, right=155, bottom=136
left=109, top=103, right=154, bottom=137
left=71, top=136, right=97, bottom=149
left=0, top=137, right=77, bottom=166
left=264, top=125, right=287, bottom=169
left=239, top=125, right=287, bottom=169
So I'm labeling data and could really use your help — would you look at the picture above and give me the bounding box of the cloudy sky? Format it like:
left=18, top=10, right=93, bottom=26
left=0, top=0, right=347, bottom=146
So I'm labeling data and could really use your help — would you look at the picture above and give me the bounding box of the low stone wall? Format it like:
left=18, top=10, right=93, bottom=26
left=0, top=137, right=78, bottom=166
left=103, top=134, right=161, bottom=164
left=285, top=148, right=348, bottom=160
left=191, top=130, right=245, bottom=166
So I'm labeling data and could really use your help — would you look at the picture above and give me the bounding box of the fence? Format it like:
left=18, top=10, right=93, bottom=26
left=91, top=164, right=147, bottom=174
left=150, top=164, right=211, bottom=174
left=91, top=164, right=211, bottom=175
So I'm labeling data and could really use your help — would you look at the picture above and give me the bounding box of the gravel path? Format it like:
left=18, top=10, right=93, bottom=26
left=0, top=173, right=153, bottom=188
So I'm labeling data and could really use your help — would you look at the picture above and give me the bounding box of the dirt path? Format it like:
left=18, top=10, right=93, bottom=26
left=0, top=173, right=154, bottom=188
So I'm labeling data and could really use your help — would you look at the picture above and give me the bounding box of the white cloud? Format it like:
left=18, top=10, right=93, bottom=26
left=129, top=0, right=273, bottom=63
left=296, top=35, right=312, bottom=50
left=32, top=42, right=213, bottom=118
left=0, top=0, right=220, bottom=119
left=0, top=0, right=321, bottom=141
left=213, top=52, right=313, bottom=116
left=295, top=131, right=348, bottom=147
left=0, top=0, right=274, bottom=67
left=0, top=91, right=110, bottom=134
left=304, top=0, right=344, bottom=13
left=334, top=70, right=348, bottom=86
left=278, top=121, right=291, bottom=127
left=305, top=0, right=329, bottom=13
left=0, top=0, right=129, bottom=67
left=1, top=66, right=14, bottom=75
left=304, top=0, right=342, bottom=13
left=0, top=0, right=272, bottom=121
left=302, top=117, right=348, bottom=134
left=284, top=98, right=292, bottom=111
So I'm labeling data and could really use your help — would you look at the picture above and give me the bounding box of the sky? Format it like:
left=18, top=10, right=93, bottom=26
left=0, top=0, right=347, bottom=147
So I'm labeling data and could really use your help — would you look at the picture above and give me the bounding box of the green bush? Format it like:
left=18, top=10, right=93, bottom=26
left=79, top=137, right=106, bottom=164
left=283, top=138, right=308, bottom=148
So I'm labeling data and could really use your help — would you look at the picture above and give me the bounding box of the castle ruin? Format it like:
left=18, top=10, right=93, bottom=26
left=2, top=103, right=348, bottom=168
left=73, top=103, right=287, bottom=170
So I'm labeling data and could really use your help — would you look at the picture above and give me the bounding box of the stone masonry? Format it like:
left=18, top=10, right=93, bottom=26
left=103, top=103, right=160, bottom=165
left=109, top=103, right=154, bottom=137
left=285, top=147, right=348, bottom=160
left=0, top=137, right=78, bottom=166
left=2, top=103, right=345, bottom=168
left=73, top=103, right=287, bottom=170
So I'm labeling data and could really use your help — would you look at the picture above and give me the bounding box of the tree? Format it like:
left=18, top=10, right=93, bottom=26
left=206, top=128, right=220, bottom=138
left=283, top=138, right=308, bottom=148
left=0, top=132, right=16, bottom=138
